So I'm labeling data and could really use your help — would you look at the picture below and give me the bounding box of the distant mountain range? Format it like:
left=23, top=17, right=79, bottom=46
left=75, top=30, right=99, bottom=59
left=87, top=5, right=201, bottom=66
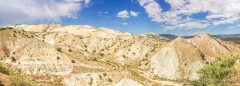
left=159, top=34, right=240, bottom=40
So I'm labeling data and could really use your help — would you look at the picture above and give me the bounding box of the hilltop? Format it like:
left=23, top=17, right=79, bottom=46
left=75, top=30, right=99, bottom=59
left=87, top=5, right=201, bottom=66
left=0, top=24, right=239, bottom=86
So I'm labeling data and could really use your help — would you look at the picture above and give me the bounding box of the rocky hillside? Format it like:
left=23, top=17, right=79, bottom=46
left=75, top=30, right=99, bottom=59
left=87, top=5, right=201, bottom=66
left=0, top=24, right=239, bottom=86
left=141, top=32, right=168, bottom=40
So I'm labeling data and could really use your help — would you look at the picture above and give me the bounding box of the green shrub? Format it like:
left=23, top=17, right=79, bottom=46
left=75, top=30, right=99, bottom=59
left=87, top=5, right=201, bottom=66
left=57, top=56, right=60, bottom=60
left=11, top=57, right=16, bottom=62
left=89, top=77, right=93, bottom=85
left=191, top=56, right=238, bottom=86
left=123, top=55, right=126, bottom=58
left=132, top=52, right=136, bottom=55
left=0, top=28, right=6, bottom=31
left=0, top=62, right=41, bottom=85
left=93, top=50, right=96, bottom=53
left=13, top=34, right=16, bottom=37
left=79, top=36, right=83, bottom=39
left=71, top=60, right=76, bottom=63
left=103, top=72, right=107, bottom=76
left=84, top=45, right=87, bottom=48
left=98, top=75, right=102, bottom=79
left=129, top=70, right=139, bottom=76
left=100, top=53, right=104, bottom=56
left=57, top=47, right=61, bottom=52
left=93, top=57, right=97, bottom=61
left=68, top=49, right=72, bottom=52
left=108, top=78, right=112, bottom=82
left=0, top=63, right=10, bottom=75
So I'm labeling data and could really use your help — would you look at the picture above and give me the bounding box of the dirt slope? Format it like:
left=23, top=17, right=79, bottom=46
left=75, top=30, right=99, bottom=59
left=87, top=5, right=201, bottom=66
left=0, top=24, right=239, bottom=86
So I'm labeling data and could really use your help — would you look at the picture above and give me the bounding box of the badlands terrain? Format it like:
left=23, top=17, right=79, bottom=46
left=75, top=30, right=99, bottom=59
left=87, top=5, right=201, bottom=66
left=0, top=24, right=240, bottom=86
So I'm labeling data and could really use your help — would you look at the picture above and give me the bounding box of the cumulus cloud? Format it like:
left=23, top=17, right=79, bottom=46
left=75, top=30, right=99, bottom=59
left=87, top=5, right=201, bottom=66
left=213, top=16, right=240, bottom=26
left=130, top=11, right=139, bottom=17
left=138, top=0, right=163, bottom=22
left=228, top=26, right=234, bottom=28
left=177, top=22, right=210, bottom=29
left=163, top=26, right=175, bottom=31
left=122, top=23, right=128, bottom=26
left=138, top=0, right=240, bottom=30
left=117, top=10, right=130, bottom=19
left=0, top=0, right=91, bottom=24
left=164, top=22, right=209, bottom=31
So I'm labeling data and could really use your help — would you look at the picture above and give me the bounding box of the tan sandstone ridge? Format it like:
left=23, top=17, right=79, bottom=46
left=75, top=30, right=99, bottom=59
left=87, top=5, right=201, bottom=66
left=0, top=24, right=239, bottom=86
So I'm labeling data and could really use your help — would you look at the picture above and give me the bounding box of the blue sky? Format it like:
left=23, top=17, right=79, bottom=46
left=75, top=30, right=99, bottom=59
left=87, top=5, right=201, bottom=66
left=0, top=0, right=240, bottom=36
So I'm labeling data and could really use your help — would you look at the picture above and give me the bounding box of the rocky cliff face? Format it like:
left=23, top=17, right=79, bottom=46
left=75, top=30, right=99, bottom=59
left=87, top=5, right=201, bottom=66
left=151, top=37, right=205, bottom=80
left=0, top=24, right=239, bottom=86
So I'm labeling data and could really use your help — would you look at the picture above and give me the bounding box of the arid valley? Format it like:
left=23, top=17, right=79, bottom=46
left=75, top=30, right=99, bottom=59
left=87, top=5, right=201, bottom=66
left=0, top=24, right=240, bottom=86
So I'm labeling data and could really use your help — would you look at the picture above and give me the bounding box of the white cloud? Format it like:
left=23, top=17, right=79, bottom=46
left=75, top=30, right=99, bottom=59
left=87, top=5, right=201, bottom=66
left=122, top=23, right=128, bottom=26
left=138, top=0, right=240, bottom=30
left=213, top=16, right=240, bottom=26
left=130, top=11, right=139, bottom=17
left=117, top=10, right=130, bottom=19
left=163, top=26, right=175, bottom=31
left=139, top=0, right=163, bottom=22
left=177, top=22, right=210, bottom=29
left=0, top=0, right=91, bottom=24
left=85, top=0, right=91, bottom=5
left=72, top=17, right=78, bottom=19
left=98, top=11, right=102, bottom=14
left=206, top=13, right=236, bottom=20
left=105, top=12, right=109, bottom=13
left=228, top=26, right=234, bottom=28
left=237, top=24, right=240, bottom=27
left=164, top=22, right=209, bottom=31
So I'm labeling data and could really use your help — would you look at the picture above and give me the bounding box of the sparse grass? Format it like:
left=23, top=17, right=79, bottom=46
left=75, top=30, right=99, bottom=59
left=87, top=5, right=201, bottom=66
left=153, top=74, right=168, bottom=81
left=0, top=62, right=41, bottom=86
left=0, top=63, right=10, bottom=75
left=191, top=56, right=238, bottom=86
left=129, top=70, right=139, bottom=76
left=89, top=77, right=93, bottom=85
